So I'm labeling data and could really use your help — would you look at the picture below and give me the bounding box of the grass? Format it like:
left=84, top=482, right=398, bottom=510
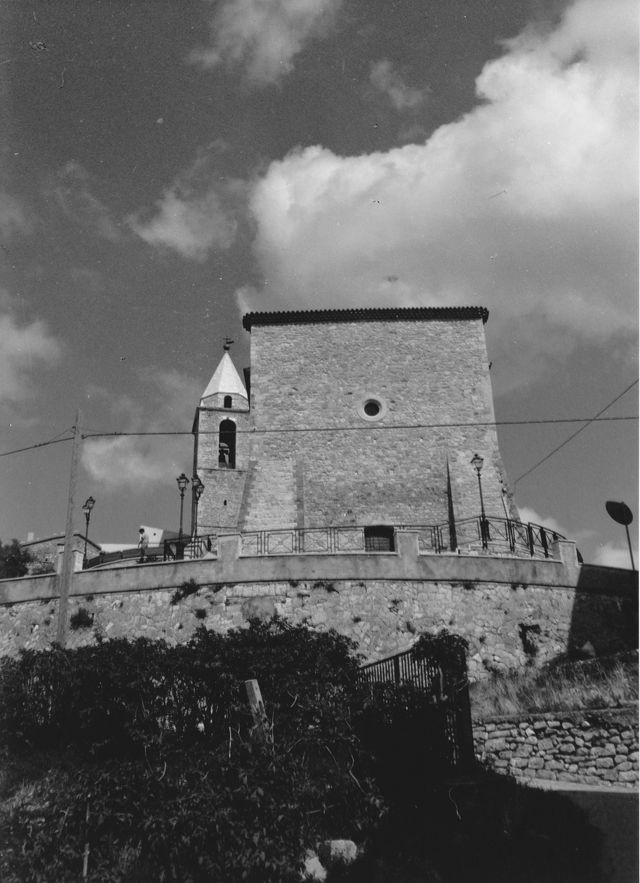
left=470, top=651, right=638, bottom=719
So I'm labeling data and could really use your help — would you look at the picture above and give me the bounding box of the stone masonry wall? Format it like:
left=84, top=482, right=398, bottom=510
left=244, top=316, right=515, bottom=529
left=195, top=406, right=251, bottom=533
left=474, top=707, right=639, bottom=788
left=1, top=571, right=635, bottom=680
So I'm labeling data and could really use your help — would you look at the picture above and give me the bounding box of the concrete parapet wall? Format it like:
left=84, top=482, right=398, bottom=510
left=474, top=706, right=639, bottom=788
left=0, top=533, right=636, bottom=676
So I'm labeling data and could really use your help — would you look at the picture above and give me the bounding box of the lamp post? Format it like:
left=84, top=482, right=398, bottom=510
left=81, top=496, right=95, bottom=568
left=471, top=454, right=488, bottom=549
left=176, top=473, right=189, bottom=559
left=192, top=475, right=204, bottom=539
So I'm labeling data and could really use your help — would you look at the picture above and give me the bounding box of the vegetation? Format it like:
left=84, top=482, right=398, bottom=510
left=0, top=621, right=608, bottom=881
left=470, top=651, right=638, bottom=718
left=0, top=539, right=31, bottom=579
left=0, top=620, right=383, bottom=881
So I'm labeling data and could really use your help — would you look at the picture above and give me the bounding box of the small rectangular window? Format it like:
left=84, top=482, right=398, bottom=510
left=364, top=525, right=395, bottom=551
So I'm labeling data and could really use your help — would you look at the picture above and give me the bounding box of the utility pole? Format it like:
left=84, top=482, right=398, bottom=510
left=56, top=411, right=82, bottom=647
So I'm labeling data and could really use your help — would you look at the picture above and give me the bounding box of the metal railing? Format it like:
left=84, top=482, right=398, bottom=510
left=82, top=517, right=563, bottom=567
left=240, top=525, right=371, bottom=556
left=402, top=516, right=561, bottom=560
left=161, top=516, right=562, bottom=562
left=163, top=535, right=217, bottom=561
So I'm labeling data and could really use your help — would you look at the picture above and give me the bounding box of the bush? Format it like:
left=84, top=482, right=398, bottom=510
left=0, top=540, right=31, bottom=579
left=0, top=619, right=383, bottom=881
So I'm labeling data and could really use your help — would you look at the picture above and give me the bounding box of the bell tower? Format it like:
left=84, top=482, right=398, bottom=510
left=192, top=340, right=250, bottom=534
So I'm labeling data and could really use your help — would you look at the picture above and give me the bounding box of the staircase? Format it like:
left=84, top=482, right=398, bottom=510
left=238, top=458, right=298, bottom=531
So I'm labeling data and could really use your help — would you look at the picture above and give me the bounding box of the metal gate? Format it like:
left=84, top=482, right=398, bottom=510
left=359, top=645, right=475, bottom=774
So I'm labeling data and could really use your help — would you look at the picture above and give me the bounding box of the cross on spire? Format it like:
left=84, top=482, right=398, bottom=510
left=223, top=337, right=234, bottom=351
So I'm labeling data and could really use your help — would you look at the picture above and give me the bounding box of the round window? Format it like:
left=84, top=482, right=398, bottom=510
left=357, top=395, right=388, bottom=422
left=364, top=400, right=380, bottom=417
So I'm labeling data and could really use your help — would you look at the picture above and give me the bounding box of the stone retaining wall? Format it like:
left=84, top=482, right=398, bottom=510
left=474, top=706, right=639, bottom=788
left=0, top=541, right=636, bottom=678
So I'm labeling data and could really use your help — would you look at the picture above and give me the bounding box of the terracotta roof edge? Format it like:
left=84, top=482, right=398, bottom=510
left=242, top=306, right=489, bottom=330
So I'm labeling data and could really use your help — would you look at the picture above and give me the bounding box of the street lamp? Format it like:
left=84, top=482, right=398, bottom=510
left=176, top=473, right=189, bottom=558
left=471, top=454, right=488, bottom=549
left=192, top=474, right=205, bottom=538
left=82, top=496, right=95, bottom=568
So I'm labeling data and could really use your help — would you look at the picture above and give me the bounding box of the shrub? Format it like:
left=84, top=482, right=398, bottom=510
left=0, top=540, right=31, bottom=579
left=0, top=619, right=383, bottom=880
left=69, top=607, right=94, bottom=630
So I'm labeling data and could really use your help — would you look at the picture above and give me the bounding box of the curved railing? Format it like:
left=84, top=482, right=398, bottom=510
left=159, top=516, right=563, bottom=562
left=83, top=517, right=563, bottom=569
left=402, top=516, right=562, bottom=559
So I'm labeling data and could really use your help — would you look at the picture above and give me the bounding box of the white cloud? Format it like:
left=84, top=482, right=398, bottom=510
left=190, top=0, right=342, bottom=85
left=0, top=193, right=33, bottom=241
left=591, top=541, right=636, bottom=569
left=82, top=370, right=200, bottom=491
left=49, top=162, right=122, bottom=242
left=370, top=59, right=428, bottom=112
left=0, top=305, right=61, bottom=403
left=128, top=152, right=242, bottom=261
left=242, top=0, right=638, bottom=390
left=517, top=506, right=570, bottom=538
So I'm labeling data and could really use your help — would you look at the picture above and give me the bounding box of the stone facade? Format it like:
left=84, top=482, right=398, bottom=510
left=474, top=707, right=639, bottom=788
left=195, top=308, right=517, bottom=534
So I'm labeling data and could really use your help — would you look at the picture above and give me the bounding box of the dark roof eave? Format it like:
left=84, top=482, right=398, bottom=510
left=242, top=306, right=489, bottom=331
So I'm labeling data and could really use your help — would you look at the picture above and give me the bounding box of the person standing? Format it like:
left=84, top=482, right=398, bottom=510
left=137, top=528, right=149, bottom=563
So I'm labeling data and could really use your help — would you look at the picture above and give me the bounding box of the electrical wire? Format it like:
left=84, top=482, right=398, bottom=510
left=80, top=414, right=636, bottom=440
left=0, top=435, right=74, bottom=458
left=514, top=378, right=639, bottom=485
left=1, top=411, right=636, bottom=458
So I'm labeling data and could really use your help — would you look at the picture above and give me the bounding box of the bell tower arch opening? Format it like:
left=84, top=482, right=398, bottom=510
left=219, top=419, right=236, bottom=469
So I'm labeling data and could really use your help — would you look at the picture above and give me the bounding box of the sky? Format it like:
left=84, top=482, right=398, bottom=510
left=0, top=0, right=637, bottom=566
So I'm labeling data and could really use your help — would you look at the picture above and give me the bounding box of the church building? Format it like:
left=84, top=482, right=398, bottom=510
left=192, top=307, right=517, bottom=540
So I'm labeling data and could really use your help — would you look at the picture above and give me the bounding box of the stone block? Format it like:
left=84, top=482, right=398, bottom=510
left=595, top=757, right=614, bottom=769
left=511, top=757, right=529, bottom=768
left=515, top=744, right=533, bottom=757
left=318, top=840, right=358, bottom=868
left=619, top=771, right=638, bottom=783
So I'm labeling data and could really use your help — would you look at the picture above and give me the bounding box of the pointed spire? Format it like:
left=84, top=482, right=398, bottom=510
left=200, top=346, right=248, bottom=407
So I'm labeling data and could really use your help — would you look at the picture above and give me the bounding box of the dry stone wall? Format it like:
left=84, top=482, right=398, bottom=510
left=474, top=707, right=639, bottom=788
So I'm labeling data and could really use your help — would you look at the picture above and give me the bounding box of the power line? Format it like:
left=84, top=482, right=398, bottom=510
left=0, top=435, right=74, bottom=458
left=514, top=378, right=639, bottom=485
left=80, top=414, right=637, bottom=440
left=1, top=412, right=637, bottom=459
